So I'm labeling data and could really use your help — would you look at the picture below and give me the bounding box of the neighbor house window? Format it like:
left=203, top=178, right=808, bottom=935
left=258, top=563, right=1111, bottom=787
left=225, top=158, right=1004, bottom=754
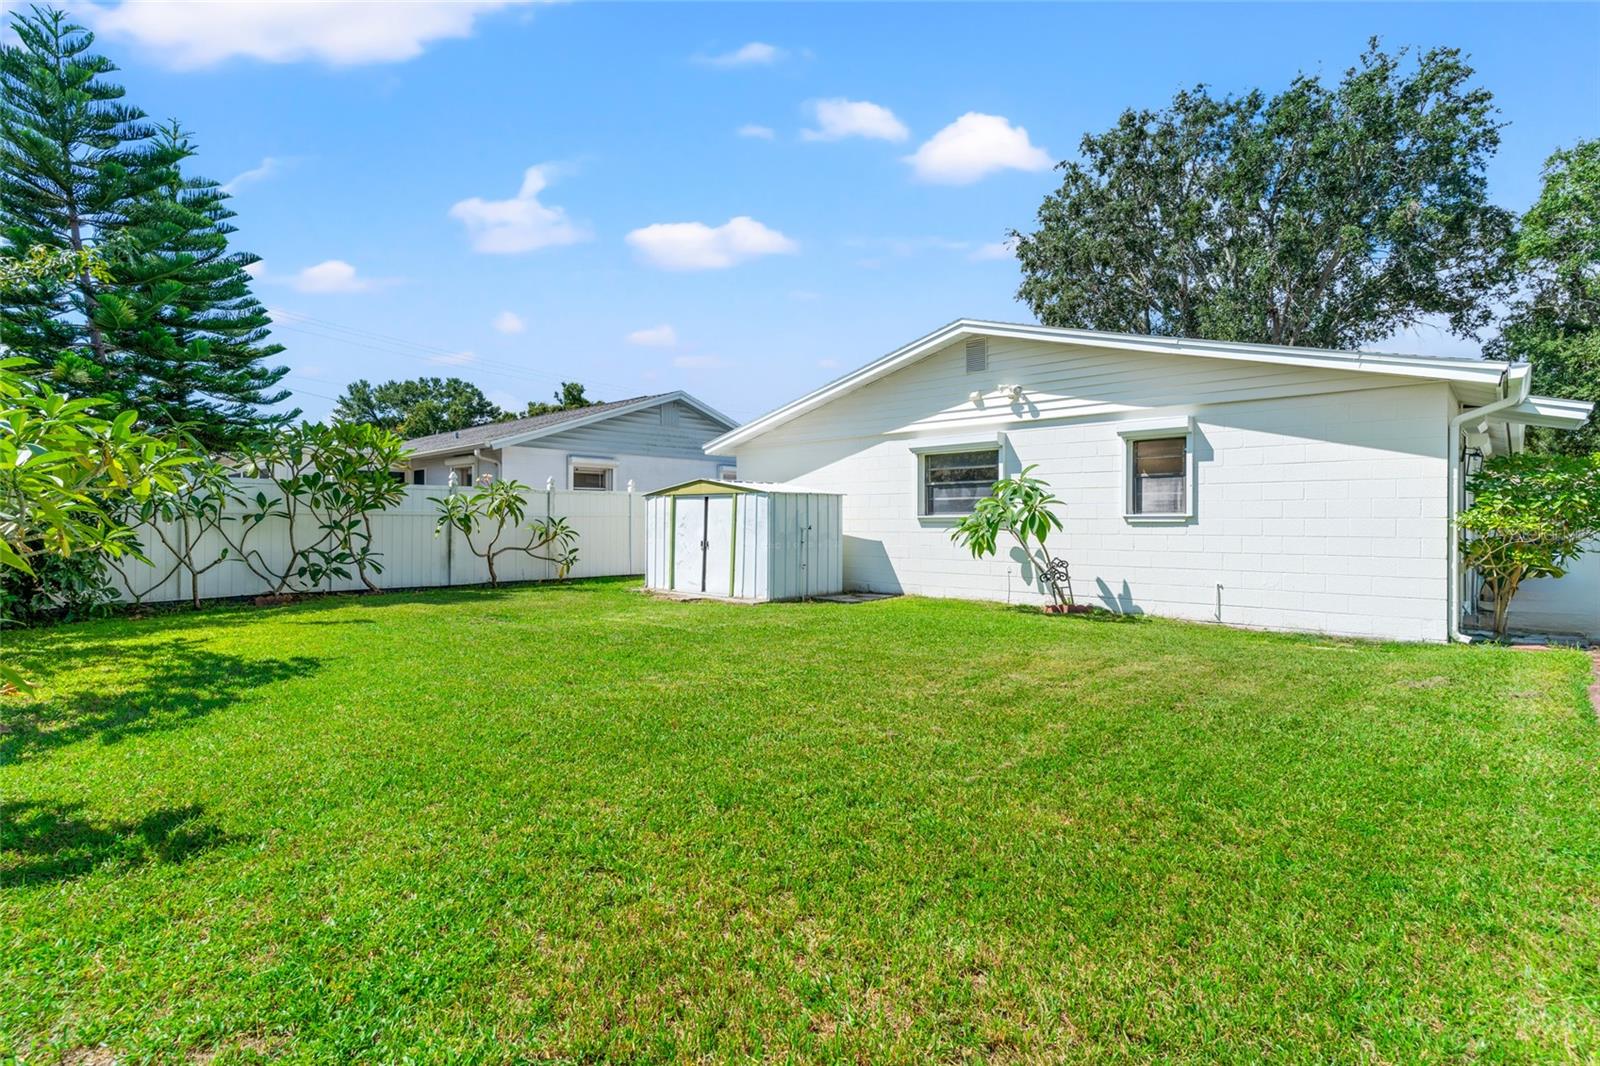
left=572, top=466, right=612, bottom=491
left=921, top=448, right=999, bottom=516
left=718, top=466, right=737, bottom=482
left=411, top=470, right=425, bottom=486
left=451, top=465, right=473, bottom=487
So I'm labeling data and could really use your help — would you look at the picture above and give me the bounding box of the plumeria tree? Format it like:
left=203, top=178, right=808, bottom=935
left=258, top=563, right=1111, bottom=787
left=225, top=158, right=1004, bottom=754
left=433, top=478, right=578, bottom=587
left=1459, top=451, right=1600, bottom=637
left=949, top=466, right=1076, bottom=610
left=0, top=356, right=199, bottom=682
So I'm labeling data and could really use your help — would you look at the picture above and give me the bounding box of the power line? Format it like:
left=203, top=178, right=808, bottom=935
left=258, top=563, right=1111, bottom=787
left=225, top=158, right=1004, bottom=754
left=269, top=309, right=637, bottom=395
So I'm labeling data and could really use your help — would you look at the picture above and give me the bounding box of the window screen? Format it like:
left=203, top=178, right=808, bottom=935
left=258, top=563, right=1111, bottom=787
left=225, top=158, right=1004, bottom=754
left=572, top=467, right=611, bottom=491
left=923, top=449, right=999, bottom=515
left=1132, top=437, right=1186, bottom=514
left=412, top=470, right=425, bottom=486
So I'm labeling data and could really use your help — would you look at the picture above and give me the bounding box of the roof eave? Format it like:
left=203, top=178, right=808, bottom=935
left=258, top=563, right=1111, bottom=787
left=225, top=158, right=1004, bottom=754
left=706, top=319, right=1511, bottom=453
left=1500, top=394, right=1596, bottom=431
left=493, top=391, right=739, bottom=450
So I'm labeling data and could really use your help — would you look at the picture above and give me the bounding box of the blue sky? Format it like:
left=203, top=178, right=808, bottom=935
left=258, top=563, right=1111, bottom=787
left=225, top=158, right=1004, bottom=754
left=42, top=1, right=1600, bottom=424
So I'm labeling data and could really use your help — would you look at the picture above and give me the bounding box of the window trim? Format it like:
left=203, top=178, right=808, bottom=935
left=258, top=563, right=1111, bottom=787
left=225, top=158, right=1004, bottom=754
left=568, top=455, right=617, bottom=491
left=912, top=439, right=1003, bottom=520
left=1118, top=417, right=1195, bottom=523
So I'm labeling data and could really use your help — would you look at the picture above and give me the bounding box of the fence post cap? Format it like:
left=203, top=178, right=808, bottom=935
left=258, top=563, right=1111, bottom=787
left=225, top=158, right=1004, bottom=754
left=545, top=477, right=554, bottom=491
left=627, top=479, right=635, bottom=493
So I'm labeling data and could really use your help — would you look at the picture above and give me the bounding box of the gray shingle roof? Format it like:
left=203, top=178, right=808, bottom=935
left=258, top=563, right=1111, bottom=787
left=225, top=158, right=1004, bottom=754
left=402, top=394, right=665, bottom=457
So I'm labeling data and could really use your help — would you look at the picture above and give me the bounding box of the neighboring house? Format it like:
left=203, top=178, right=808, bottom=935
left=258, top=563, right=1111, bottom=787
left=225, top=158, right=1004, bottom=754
left=402, top=392, right=737, bottom=492
left=706, top=319, right=1595, bottom=643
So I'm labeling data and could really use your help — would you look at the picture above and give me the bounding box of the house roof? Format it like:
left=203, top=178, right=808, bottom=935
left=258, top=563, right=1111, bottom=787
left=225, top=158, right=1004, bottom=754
left=705, top=319, right=1588, bottom=453
left=403, top=391, right=737, bottom=460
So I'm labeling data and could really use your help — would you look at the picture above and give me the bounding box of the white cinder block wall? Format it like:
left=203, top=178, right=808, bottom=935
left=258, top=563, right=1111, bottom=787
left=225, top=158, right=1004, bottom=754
left=731, top=338, right=1454, bottom=642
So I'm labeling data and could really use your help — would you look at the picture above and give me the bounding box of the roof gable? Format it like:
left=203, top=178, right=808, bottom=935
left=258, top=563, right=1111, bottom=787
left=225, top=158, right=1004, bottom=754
left=403, top=391, right=736, bottom=458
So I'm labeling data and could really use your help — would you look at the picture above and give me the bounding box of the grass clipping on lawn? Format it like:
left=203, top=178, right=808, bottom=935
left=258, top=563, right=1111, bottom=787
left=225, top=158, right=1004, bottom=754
left=2, top=578, right=1597, bottom=1063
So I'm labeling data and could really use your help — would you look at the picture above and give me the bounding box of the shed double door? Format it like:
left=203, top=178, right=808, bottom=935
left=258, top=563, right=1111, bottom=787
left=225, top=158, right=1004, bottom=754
left=672, top=495, right=735, bottom=597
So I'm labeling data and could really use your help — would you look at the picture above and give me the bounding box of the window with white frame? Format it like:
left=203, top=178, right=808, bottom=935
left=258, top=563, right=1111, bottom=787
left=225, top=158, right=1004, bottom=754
left=571, top=465, right=612, bottom=491
left=1119, top=419, right=1194, bottom=519
left=920, top=447, right=1000, bottom=516
left=411, top=469, right=425, bottom=486
left=450, top=464, right=474, bottom=488
left=718, top=466, right=737, bottom=481
left=1131, top=438, right=1186, bottom=514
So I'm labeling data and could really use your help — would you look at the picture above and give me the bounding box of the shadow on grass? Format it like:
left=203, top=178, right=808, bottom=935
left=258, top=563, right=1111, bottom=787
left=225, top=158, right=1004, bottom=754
left=1, top=800, right=239, bottom=887
left=1, top=640, right=320, bottom=763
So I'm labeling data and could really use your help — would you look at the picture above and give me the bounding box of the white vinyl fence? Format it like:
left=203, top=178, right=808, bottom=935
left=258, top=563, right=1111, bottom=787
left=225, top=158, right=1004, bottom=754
left=109, top=480, right=648, bottom=605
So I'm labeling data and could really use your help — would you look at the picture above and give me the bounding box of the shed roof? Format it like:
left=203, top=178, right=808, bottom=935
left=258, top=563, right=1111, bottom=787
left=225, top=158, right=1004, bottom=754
left=646, top=478, right=845, bottom=497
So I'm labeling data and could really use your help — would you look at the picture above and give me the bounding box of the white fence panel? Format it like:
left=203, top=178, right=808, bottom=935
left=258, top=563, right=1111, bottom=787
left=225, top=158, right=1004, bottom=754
left=109, top=481, right=647, bottom=605
left=1505, top=539, right=1600, bottom=641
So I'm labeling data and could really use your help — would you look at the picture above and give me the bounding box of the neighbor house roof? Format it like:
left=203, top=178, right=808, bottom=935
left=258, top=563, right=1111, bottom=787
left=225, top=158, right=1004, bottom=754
left=705, top=319, right=1593, bottom=453
left=403, top=391, right=737, bottom=460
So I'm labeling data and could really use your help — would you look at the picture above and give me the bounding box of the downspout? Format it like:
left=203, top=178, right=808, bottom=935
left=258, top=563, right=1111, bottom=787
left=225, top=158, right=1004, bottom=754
left=1446, top=364, right=1531, bottom=642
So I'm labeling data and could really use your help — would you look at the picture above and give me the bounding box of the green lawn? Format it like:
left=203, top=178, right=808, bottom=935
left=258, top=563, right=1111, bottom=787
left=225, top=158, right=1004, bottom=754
left=3, top=579, right=1598, bottom=1063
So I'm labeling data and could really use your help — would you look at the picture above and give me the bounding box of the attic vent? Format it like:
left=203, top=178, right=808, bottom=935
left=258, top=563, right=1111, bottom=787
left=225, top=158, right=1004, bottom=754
left=965, top=338, right=988, bottom=373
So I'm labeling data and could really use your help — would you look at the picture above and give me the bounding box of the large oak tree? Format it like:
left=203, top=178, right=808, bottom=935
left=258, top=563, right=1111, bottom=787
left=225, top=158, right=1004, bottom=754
left=1013, top=42, right=1516, bottom=351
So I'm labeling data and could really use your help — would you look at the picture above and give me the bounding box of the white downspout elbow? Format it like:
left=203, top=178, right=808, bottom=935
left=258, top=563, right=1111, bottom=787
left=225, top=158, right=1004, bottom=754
left=1446, top=365, right=1531, bottom=642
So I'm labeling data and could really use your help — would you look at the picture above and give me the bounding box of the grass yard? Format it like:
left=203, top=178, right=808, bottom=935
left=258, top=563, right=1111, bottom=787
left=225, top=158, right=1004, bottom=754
left=3, top=578, right=1599, bottom=1063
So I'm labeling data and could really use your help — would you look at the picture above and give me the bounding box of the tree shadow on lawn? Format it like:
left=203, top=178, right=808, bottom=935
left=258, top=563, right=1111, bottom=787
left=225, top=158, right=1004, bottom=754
left=1, top=799, right=239, bottom=887
left=1, top=639, right=320, bottom=763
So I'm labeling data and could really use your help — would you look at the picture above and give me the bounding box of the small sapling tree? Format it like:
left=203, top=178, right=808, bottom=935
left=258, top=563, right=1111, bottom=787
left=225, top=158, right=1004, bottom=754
left=433, top=478, right=578, bottom=587
left=1459, top=451, right=1600, bottom=637
left=949, top=465, right=1076, bottom=610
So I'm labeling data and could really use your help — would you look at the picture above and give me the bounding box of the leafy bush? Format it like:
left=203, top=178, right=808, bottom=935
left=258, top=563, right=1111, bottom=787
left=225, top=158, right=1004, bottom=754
left=0, top=548, right=116, bottom=626
left=1459, top=451, right=1600, bottom=636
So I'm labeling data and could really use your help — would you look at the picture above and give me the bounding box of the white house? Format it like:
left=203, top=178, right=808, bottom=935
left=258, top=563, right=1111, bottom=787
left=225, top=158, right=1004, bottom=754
left=705, top=319, right=1595, bottom=643
left=402, top=391, right=737, bottom=492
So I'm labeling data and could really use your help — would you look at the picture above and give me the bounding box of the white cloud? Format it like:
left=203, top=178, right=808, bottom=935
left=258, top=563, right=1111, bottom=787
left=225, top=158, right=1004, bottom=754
left=970, top=237, right=1019, bottom=262
left=673, top=354, right=733, bottom=369
left=221, top=155, right=292, bottom=194
left=905, top=113, right=1052, bottom=185
left=242, top=260, right=266, bottom=279
left=696, top=42, right=783, bottom=68
left=428, top=350, right=477, bottom=366
left=626, top=324, right=679, bottom=348
left=625, top=216, right=797, bottom=271
left=801, top=98, right=908, bottom=143
left=737, top=124, right=776, bottom=140
left=84, top=1, right=532, bottom=69
left=289, top=259, right=383, bottom=294
left=449, top=164, right=590, bottom=254
left=493, top=311, right=526, bottom=334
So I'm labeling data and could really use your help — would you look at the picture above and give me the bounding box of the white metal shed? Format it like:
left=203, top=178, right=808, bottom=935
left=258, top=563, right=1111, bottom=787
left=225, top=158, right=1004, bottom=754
left=644, top=480, right=844, bottom=601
